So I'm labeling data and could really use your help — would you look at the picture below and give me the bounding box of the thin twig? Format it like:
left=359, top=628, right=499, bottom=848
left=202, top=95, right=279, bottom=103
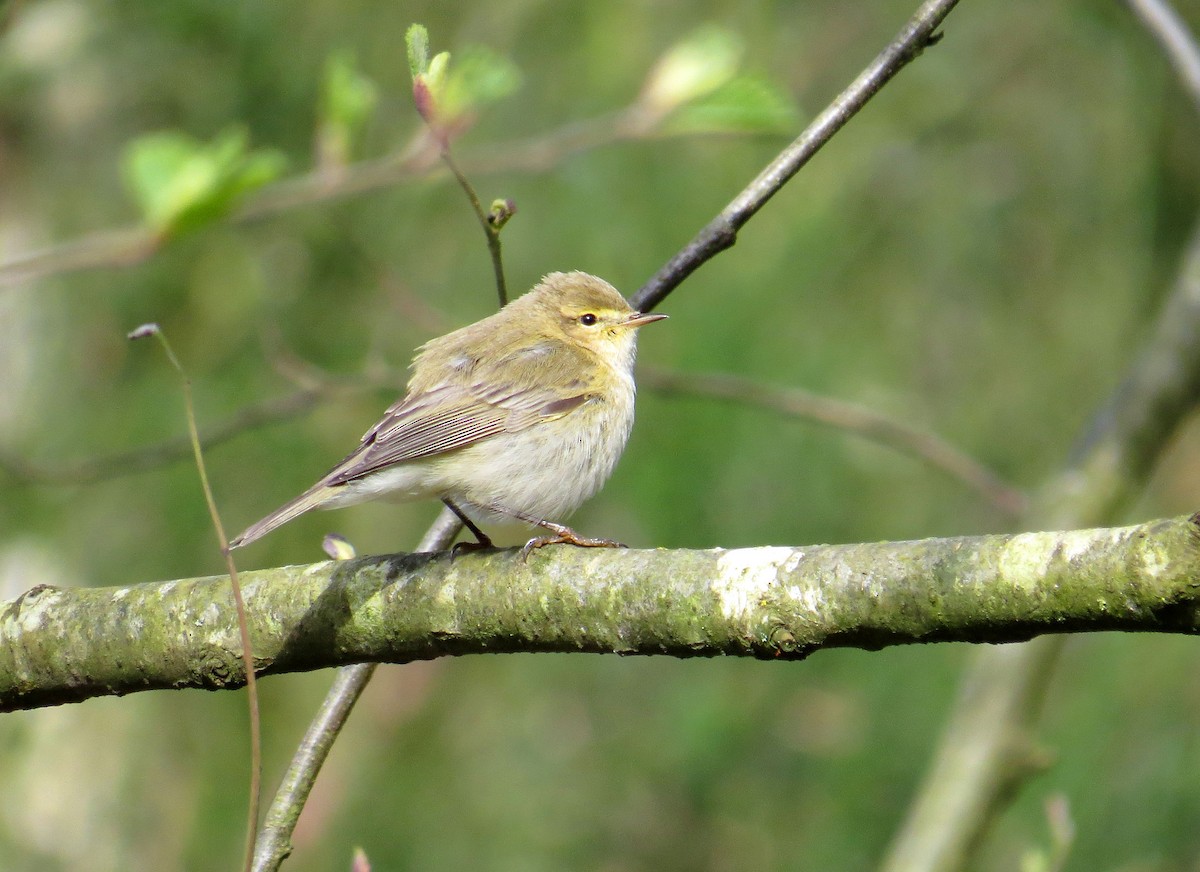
left=127, top=324, right=262, bottom=872
left=250, top=508, right=462, bottom=872
left=438, top=147, right=508, bottom=306
left=1125, top=0, right=1200, bottom=111
left=643, top=368, right=1026, bottom=515
left=630, top=0, right=961, bottom=313
left=0, top=389, right=325, bottom=486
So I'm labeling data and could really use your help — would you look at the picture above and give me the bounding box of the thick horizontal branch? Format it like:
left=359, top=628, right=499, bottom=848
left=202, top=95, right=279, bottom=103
left=3, top=515, right=1200, bottom=712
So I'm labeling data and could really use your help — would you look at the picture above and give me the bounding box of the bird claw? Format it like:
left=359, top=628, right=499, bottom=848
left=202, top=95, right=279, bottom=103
left=450, top=535, right=495, bottom=560
left=520, top=530, right=627, bottom=562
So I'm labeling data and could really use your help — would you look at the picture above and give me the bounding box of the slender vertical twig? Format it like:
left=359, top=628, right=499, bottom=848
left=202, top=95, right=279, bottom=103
left=128, top=324, right=262, bottom=872
left=438, top=147, right=509, bottom=306
left=251, top=509, right=462, bottom=872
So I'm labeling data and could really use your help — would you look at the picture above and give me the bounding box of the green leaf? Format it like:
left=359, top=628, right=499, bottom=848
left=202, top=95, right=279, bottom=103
left=320, top=50, right=378, bottom=163
left=662, top=75, right=800, bottom=136
left=440, top=46, right=521, bottom=120
left=405, top=24, right=429, bottom=78
left=425, top=50, right=450, bottom=98
left=122, top=127, right=286, bottom=236
left=323, top=51, right=377, bottom=132
left=641, top=25, right=743, bottom=113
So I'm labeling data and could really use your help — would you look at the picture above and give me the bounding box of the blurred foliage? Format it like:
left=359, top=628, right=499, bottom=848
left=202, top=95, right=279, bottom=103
left=1, top=1, right=1199, bottom=871
left=123, top=127, right=286, bottom=235
left=317, top=50, right=378, bottom=168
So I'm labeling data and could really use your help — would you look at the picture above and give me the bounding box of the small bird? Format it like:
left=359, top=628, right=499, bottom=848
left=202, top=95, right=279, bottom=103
left=229, top=271, right=667, bottom=556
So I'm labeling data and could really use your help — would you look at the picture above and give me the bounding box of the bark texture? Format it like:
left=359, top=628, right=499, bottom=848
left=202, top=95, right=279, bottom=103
left=4, top=515, right=1200, bottom=712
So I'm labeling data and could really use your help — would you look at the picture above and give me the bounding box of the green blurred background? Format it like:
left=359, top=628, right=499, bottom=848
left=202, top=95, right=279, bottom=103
left=2, top=0, right=1200, bottom=869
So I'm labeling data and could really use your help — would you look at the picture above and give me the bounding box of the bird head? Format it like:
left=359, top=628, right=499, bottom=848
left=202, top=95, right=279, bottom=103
left=529, top=272, right=668, bottom=362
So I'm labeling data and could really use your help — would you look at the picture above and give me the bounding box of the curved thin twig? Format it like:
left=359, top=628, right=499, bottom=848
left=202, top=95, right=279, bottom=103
left=1125, top=0, right=1200, bottom=110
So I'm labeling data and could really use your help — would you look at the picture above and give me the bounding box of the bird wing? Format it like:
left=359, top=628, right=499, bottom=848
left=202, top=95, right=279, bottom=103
left=325, top=342, right=596, bottom=486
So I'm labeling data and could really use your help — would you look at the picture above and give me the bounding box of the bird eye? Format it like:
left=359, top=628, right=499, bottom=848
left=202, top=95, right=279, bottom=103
left=579, top=313, right=598, bottom=326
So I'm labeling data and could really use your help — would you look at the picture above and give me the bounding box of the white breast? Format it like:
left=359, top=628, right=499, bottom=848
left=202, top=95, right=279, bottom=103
left=442, top=367, right=637, bottom=524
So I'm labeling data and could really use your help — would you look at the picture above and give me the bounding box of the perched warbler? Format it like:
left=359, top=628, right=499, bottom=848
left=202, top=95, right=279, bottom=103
left=229, top=271, right=667, bottom=555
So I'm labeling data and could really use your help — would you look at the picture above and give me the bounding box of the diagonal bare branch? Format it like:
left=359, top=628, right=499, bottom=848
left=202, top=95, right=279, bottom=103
left=630, top=0, right=962, bottom=313
left=250, top=509, right=462, bottom=872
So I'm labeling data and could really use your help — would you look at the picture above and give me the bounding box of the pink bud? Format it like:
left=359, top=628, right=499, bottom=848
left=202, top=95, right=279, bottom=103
left=412, top=77, right=435, bottom=123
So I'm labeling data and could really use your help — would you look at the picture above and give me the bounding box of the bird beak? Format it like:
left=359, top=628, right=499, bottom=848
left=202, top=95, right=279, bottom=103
left=624, top=312, right=669, bottom=328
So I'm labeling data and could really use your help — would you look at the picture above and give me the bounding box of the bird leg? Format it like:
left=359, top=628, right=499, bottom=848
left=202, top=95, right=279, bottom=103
left=470, top=502, right=626, bottom=561
left=441, top=498, right=494, bottom=554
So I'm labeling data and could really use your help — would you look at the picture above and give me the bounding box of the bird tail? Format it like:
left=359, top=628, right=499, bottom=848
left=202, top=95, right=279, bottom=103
left=227, top=482, right=339, bottom=550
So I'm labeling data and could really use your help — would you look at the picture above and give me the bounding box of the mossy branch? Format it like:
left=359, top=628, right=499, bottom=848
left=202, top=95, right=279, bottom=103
left=4, top=514, right=1200, bottom=713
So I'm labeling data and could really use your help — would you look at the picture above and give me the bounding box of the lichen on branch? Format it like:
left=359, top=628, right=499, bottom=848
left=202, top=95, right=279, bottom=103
left=3, top=514, right=1199, bottom=713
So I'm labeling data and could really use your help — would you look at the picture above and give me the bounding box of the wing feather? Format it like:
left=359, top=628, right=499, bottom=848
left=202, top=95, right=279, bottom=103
left=326, top=342, right=597, bottom=486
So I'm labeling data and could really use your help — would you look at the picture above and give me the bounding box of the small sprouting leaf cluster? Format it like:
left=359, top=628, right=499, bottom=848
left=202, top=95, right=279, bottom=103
left=118, top=23, right=796, bottom=240
left=406, top=24, right=522, bottom=142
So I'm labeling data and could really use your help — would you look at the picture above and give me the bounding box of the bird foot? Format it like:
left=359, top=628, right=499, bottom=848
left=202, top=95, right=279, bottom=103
left=442, top=498, right=496, bottom=559
left=521, top=528, right=627, bottom=562
left=451, top=533, right=495, bottom=559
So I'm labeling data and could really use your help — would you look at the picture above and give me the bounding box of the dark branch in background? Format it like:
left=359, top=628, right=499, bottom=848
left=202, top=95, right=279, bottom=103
left=643, top=368, right=1025, bottom=515
left=880, top=1, right=1200, bottom=863
left=0, top=367, right=1023, bottom=516
left=630, top=0, right=961, bottom=313
left=0, top=389, right=323, bottom=485
left=4, top=514, right=1200, bottom=714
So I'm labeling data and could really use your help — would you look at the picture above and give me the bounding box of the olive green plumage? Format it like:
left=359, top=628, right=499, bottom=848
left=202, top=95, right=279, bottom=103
left=229, top=272, right=666, bottom=553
